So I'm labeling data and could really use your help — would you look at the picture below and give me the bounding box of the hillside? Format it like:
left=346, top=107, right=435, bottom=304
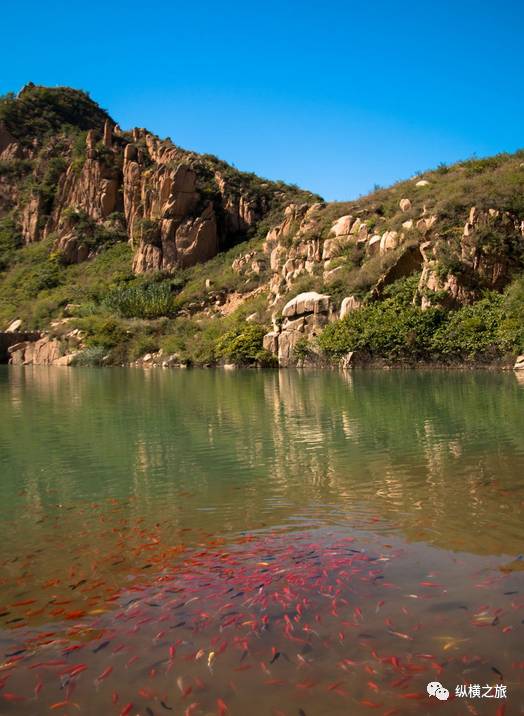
left=0, top=84, right=523, bottom=368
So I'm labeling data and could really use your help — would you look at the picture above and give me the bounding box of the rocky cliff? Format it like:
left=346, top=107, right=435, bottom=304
left=1, top=84, right=523, bottom=369
left=0, top=84, right=317, bottom=273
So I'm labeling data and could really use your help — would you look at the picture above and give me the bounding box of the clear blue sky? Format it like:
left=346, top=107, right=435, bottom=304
left=1, top=0, right=523, bottom=201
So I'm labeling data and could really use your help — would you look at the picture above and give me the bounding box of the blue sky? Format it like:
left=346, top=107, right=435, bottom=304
left=1, top=1, right=523, bottom=201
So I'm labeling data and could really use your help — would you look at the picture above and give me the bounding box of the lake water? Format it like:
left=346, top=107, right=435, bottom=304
left=1, top=366, right=523, bottom=715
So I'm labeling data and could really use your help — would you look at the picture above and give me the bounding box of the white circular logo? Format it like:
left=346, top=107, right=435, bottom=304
left=427, top=681, right=450, bottom=700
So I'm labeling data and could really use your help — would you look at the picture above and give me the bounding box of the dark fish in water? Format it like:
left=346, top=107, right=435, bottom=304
left=141, top=564, right=153, bottom=569
left=93, top=640, right=110, bottom=653
left=492, top=666, right=503, bottom=679
left=299, top=710, right=307, bottom=716
left=6, top=618, right=24, bottom=624
left=146, top=709, right=155, bottom=716
left=160, top=701, right=173, bottom=710
left=124, top=598, right=140, bottom=606
left=503, top=591, right=518, bottom=595
left=70, top=579, right=86, bottom=590
left=269, top=652, right=281, bottom=664
left=170, top=621, right=186, bottom=628
left=6, top=649, right=26, bottom=657
left=491, top=616, right=500, bottom=626
left=0, top=612, right=10, bottom=618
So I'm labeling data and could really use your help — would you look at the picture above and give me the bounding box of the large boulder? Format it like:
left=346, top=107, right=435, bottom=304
left=330, top=215, right=353, bottom=237
left=265, top=292, right=332, bottom=367
left=282, top=291, right=331, bottom=318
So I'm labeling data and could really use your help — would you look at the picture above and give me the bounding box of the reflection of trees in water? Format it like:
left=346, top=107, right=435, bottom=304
left=2, top=366, right=524, bottom=555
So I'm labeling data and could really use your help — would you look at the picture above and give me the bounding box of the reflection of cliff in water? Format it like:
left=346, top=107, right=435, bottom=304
left=2, top=366, right=524, bottom=556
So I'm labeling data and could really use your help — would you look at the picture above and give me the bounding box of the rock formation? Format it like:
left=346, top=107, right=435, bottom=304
left=263, top=292, right=332, bottom=366
left=1, top=85, right=317, bottom=276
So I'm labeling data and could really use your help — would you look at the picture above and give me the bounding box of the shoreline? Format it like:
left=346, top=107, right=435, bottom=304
left=5, top=359, right=523, bottom=373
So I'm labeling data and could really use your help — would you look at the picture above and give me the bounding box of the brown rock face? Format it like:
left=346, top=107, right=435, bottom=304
left=2, top=112, right=287, bottom=275
left=417, top=208, right=523, bottom=308
left=53, top=232, right=90, bottom=264
left=372, top=245, right=424, bottom=299
left=21, top=194, right=43, bottom=243
left=175, top=203, right=218, bottom=268
left=131, top=201, right=218, bottom=274
left=49, top=158, right=121, bottom=230
left=8, top=336, right=62, bottom=365
left=125, top=154, right=218, bottom=273
left=215, top=173, right=260, bottom=235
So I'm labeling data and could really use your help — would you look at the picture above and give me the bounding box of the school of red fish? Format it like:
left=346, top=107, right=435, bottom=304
left=1, top=497, right=523, bottom=715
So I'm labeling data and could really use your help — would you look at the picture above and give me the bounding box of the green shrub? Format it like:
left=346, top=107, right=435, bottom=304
left=318, top=278, right=445, bottom=362
left=431, top=292, right=520, bottom=359
left=72, top=346, right=107, bottom=366
left=104, top=282, right=176, bottom=319
left=319, top=276, right=523, bottom=364
left=293, top=337, right=312, bottom=362
left=215, top=324, right=268, bottom=365
left=0, top=159, right=34, bottom=178
left=128, top=334, right=159, bottom=361
left=73, top=315, right=127, bottom=349
left=132, top=218, right=160, bottom=246
left=0, top=214, right=23, bottom=270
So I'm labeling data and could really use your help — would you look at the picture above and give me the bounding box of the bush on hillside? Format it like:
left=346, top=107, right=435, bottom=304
left=0, top=85, right=110, bottom=143
left=317, top=277, right=523, bottom=363
left=104, top=282, right=176, bottom=319
left=215, top=324, right=273, bottom=365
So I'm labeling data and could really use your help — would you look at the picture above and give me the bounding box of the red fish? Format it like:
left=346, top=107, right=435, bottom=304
left=95, top=665, right=113, bottom=683
left=217, top=697, right=228, bottom=715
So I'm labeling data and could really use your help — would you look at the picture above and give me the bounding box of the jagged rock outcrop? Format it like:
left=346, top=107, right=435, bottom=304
left=264, top=292, right=332, bottom=366
left=263, top=203, right=325, bottom=305
left=372, top=244, right=424, bottom=299
left=50, top=159, right=121, bottom=229
left=1, top=90, right=316, bottom=276
left=231, top=250, right=267, bottom=276
left=8, top=332, right=82, bottom=366
left=2, top=84, right=524, bottom=371
left=417, top=208, right=524, bottom=308
left=21, top=194, right=43, bottom=243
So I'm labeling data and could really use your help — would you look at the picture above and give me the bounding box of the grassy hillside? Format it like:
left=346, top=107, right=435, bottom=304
left=1, top=149, right=523, bottom=367
left=0, top=84, right=523, bottom=367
